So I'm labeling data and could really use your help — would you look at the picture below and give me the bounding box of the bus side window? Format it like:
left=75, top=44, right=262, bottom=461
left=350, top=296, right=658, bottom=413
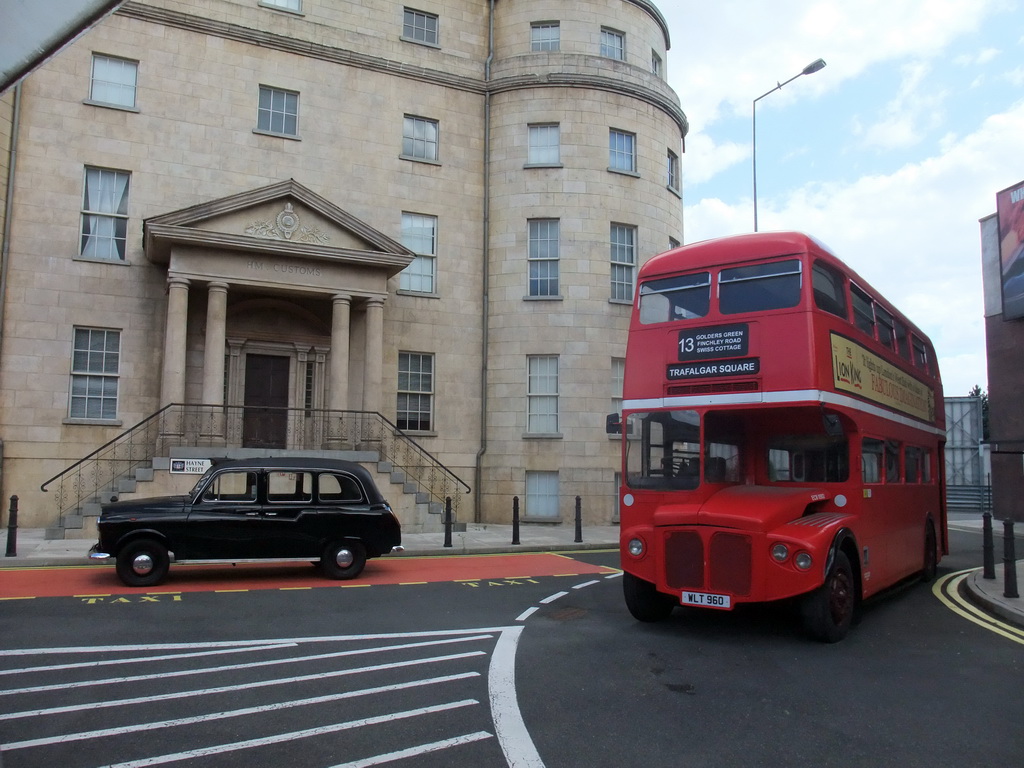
left=894, top=320, right=911, bottom=360
left=875, top=306, right=897, bottom=352
left=922, top=449, right=933, bottom=482
left=862, top=438, right=883, bottom=483
left=850, top=284, right=875, bottom=337
left=911, top=336, right=929, bottom=371
left=905, top=446, right=921, bottom=483
left=812, top=261, right=848, bottom=318
left=884, top=440, right=900, bottom=483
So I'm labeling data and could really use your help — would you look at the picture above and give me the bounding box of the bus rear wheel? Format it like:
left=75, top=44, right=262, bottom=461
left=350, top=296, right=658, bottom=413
left=800, top=550, right=855, bottom=643
left=623, top=572, right=676, bottom=622
left=920, top=522, right=938, bottom=582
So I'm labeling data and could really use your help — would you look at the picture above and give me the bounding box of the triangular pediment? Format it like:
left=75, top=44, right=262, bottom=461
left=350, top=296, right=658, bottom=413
left=143, top=179, right=414, bottom=273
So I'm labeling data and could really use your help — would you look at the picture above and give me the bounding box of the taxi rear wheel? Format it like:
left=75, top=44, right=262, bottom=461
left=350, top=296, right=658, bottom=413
left=115, top=539, right=170, bottom=587
left=320, top=540, right=367, bottom=580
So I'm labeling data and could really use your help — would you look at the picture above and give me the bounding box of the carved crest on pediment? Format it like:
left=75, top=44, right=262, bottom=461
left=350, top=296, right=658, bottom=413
left=245, top=202, right=330, bottom=245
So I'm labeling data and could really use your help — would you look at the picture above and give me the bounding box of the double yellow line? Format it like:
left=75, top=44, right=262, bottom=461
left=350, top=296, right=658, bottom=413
left=933, top=569, right=1024, bottom=645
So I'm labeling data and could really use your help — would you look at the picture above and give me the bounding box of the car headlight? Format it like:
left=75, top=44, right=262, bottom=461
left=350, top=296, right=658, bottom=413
left=771, top=543, right=790, bottom=562
left=794, top=552, right=813, bottom=570
left=627, top=538, right=645, bottom=557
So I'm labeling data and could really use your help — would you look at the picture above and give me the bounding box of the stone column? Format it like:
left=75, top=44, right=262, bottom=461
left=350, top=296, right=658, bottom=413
left=201, top=282, right=229, bottom=444
left=329, top=293, right=352, bottom=411
left=362, top=296, right=386, bottom=413
left=159, top=277, right=190, bottom=407
left=202, top=282, right=228, bottom=405
left=328, top=294, right=352, bottom=448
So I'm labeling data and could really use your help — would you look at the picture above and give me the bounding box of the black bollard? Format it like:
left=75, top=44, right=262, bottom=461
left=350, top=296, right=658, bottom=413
left=1003, top=519, right=1019, bottom=599
left=982, top=512, right=995, bottom=579
left=4, top=495, right=18, bottom=557
left=574, top=495, right=582, bottom=543
left=512, top=496, right=520, bottom=545
left=443, top=496, right=453, bottom=548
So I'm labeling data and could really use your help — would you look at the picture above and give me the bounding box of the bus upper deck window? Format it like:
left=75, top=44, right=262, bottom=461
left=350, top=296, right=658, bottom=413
left=894, top=319, right=911, bottom=360
left=812, top=261, right=847, bottom=318
left=912, top=336, right=929, bottom=371
left=850, top=284, right=874, bottom=336
left=719, top=259, right=801, bottom=314
left=875, top=305, right=897, bottom=351
left=638, top=272, right=711, bottom=324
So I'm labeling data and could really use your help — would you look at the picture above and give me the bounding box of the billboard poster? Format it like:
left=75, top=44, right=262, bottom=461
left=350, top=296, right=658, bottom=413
left=830, top=333, right=935, bottom=423
left=996, top=179, right=1024, bottom=321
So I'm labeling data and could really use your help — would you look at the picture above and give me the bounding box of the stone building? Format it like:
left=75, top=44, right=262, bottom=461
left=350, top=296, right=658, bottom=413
left=0, top=0, right=686, bottom=535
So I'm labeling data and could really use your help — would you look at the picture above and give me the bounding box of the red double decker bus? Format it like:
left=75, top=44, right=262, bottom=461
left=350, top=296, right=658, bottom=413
left=611, top=231, right=946, bottom=642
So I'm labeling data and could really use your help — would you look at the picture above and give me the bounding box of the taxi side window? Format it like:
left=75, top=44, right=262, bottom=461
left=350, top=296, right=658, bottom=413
left=267, top=471, right=313, bottom=502
left=319, top=473, right=364, bottom=503
left=203, top=471, right=257, bottom=502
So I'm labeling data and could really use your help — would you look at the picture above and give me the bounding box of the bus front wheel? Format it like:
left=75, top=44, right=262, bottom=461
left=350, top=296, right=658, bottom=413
left=800, top=550, right=856, bottom=643
left=623, top=572, right=676, bottom=622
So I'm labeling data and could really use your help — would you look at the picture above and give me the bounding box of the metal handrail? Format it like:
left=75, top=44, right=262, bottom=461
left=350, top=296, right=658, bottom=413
left=41, top=404, right=471, bottom=532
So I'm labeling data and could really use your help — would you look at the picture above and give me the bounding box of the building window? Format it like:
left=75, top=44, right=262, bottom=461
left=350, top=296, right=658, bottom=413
left=260, top=0, right=301, bottom=11
left=609, top=129, right=636, bottom=174
left=257, top=85, right=298, bottom=137
left=402, top=115, right=439, bottom=162
left=400, top=212, right=437, bottom=293
left=528, top=219, right=559, bottom=297
left=527, top=355, right=558, bottom=434
left=651, top=50, right=662, bottom=77
left=80, top=166, right=130, bottom=261
left=403, top=8, right=439, bottom=45
left=397, top=352, right=434, bottom=431
left=611, top=357, right=625, bottom=418
left=667, top=150, right=680, bottom=192
left=527, top=124, right=560, bottom=166
left=89, top=54, right=137, bottom=108
left=526, top=471, right=559, bottom=518
left=70, top=327, right=120, bottom=420
left=600, top=27, right=625, bottom=60
left=610, top=224, right=636, bottom=302
left=531, top=22, right=560, bottom=51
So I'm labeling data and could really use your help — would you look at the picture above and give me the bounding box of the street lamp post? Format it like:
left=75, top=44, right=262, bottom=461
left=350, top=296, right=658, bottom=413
left=752, top=58, right=826, bottom=232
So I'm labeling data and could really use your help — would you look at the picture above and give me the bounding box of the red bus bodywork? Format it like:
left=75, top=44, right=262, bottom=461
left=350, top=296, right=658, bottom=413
left=616, top=232, right=946, bottom=641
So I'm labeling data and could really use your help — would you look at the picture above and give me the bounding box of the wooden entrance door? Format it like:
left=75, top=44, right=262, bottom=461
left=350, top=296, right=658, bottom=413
left=243, top=354, right=289, bottom=448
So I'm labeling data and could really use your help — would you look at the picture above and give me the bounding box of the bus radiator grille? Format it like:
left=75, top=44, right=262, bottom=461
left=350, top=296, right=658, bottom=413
left=709, top=532, right=752, bottom=595
left=664, top=531, right=704, bottom=589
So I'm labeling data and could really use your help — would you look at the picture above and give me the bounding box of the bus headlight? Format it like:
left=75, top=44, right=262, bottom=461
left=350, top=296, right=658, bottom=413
left=794, top=552, right=814, bottom=570
left=771, top=543, right=790, bottom=562
left=627, top=538, right=645, bottom=557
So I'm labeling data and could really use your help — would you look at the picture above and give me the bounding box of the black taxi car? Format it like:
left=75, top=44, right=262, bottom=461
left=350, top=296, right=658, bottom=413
left=90, top=457, right=402, bottom=587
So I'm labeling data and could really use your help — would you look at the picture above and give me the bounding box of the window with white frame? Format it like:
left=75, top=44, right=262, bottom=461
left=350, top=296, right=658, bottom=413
left=611, top=357, right=625, bottom=418
left=651, top=50, right=662, bottom=77
left=527, top=355, right=558, bottom=434
left=667, top=149, right=680, bottom=191
left=527, top=124, right=560, bottom=166
left=528, top=219, right=559, bottom=297
left=600, top=27, right=625, bottom=60
left=397, top=352, right=434, bottom=431
left=526, top=471, right=559, bottom=518
left=400, top=212, right=437, bottom=293
left=257, top=85, right=299, bottom=136
left=610, top=224, right=636, bottom=302
left=80, top=166, right=130, bottom=261
left=70, top=327, right=120, bottom=420
left=89, top=54, right=137, bottom=108
left=260, top=0, right=301, bottom=11
left=402, top=115, right=439, bottom=161
left=403, top=8, right=439, bottom=45
left=609, top=129, right=636, bottom=173
left=531, top=22, right=560, bottom=51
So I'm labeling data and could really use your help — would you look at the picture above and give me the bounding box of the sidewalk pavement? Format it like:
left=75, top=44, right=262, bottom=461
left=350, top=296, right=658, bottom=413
left=3, top=523, right=1021, bottom=630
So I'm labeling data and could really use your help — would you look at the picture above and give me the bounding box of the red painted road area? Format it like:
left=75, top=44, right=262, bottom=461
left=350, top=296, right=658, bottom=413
left=0, top=553, right=619, bottom=600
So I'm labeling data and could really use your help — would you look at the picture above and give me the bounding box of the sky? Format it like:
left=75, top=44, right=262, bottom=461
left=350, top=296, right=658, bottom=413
left=658, top=0, right=1024, bottom=398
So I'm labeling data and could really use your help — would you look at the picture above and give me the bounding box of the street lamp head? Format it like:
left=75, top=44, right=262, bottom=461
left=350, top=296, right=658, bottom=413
left=802, top=58, right=826, bottom=76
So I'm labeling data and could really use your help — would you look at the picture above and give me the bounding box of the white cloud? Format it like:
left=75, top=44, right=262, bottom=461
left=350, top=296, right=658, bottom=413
left=858, top=61, right=947, bottom=151
left=680, top=131, right=748, bottom=186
